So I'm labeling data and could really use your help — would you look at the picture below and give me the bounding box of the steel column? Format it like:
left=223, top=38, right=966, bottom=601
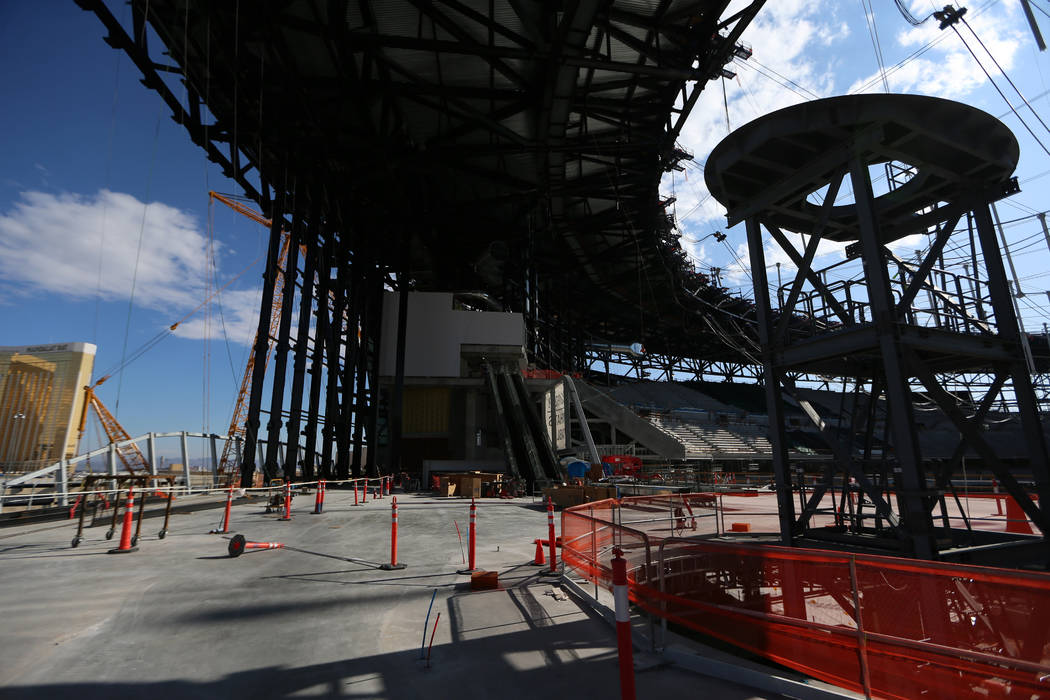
left=849, top=155, right=934, bottom=559
left=745, top=215, right=796, bottom=544
left=241, top=194, right=285, bottom=487
left=266, top=216, right=301, bottom=482
left=364, top=278, right=385, bottom=478
left=286, top=229, right=317, bottom=482
left=388, top=273, right=410, bottom=474
left=181, top=430, right=192, bottom=495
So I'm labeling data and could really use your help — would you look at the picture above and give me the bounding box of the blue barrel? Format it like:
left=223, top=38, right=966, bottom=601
left=566, top=460, right=588, bottom=480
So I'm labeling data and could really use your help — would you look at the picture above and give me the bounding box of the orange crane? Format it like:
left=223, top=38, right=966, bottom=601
left=66, top=194, right=288, bottom=480
left=211, top=192, right=342, bottom=483
left=210, top=191, right=291, bottom=482
left=77, top=377, right=150, bottom=473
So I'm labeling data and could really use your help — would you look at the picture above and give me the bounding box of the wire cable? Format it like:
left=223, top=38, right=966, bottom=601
left=946, top=22, right=1050, bottom=157
left=961, top=15, right=1050, bottom=139
left=860, top=0, right=891, bottom=92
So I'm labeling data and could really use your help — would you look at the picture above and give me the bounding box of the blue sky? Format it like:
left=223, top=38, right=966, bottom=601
left=2, top=1, right=1050, bottom=458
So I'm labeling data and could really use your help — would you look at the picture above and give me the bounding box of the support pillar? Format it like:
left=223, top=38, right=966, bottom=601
left=181, top=430, right=192, bottom=495
left=389, top=274, right=410, bottom=474
left=147, top=432, right=157, bottom=476
left=241, top=194, right=285, bottom=488
left=746, top=216, right=796, bottom=545
left=850, top=155, right=934, bottom=559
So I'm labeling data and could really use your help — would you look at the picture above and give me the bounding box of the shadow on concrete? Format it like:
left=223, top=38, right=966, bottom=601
left=0, top=617, right=770, bottom=700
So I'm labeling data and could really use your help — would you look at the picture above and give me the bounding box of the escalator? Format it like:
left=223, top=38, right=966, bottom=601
left=484, top=364, right=564, bottom=485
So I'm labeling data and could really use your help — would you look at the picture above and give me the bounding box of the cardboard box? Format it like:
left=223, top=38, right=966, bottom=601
left=437, top=477, right=457, bottom=497
left=456, top=476, right=482, bottom=499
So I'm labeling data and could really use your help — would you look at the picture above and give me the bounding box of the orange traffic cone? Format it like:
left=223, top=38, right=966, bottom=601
left=531, top=539, right=546, bottom=566
left=108, top=486, right=138, bottom=554
left=228, top=534, right=284, bottom=557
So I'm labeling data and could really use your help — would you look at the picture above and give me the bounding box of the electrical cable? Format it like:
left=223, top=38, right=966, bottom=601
left=945, top=22, right=1050, bottom=157
left=746, top=56, right=822, bottom=99
left=850, top=0, right=1000, bottom=95
left=961, top=15, right=1050, bottom=141
left=894, top=0, right=933, bottom=25
left=734, top=59, right=817, bottom=102
left=721, top=75, right=731, bottom=133
left=860, top=0, right=891, bottom=92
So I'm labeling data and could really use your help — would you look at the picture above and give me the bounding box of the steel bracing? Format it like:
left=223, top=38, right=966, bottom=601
left=79, top=0, right=769, bottom=486
left=707, top=94, right=1050, bottom=563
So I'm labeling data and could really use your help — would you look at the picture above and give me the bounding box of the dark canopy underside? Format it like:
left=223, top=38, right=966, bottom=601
left=87, top=0, right=769, bottom=361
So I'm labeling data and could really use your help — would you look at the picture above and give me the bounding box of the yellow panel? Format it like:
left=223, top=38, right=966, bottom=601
left=403, top=387, right=450, bottom=434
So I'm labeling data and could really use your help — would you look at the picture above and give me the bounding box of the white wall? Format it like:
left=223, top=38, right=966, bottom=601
left=379, top=292, right=525, bottom=378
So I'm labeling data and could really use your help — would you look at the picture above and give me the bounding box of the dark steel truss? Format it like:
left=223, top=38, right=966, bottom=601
left=79, top=0, right=767, bottom=484
left=706, top=94, right=1050, bottom=564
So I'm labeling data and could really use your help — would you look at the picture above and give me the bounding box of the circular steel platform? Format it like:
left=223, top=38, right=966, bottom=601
left=704, top=94, right=1019, bottom=241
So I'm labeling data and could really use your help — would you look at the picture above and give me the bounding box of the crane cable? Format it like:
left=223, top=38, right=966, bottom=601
left=91, top=252, right=264, bottom=390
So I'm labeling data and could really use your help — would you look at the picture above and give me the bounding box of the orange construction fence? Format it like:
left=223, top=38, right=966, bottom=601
left=562, top=495, right=1050, bottom=700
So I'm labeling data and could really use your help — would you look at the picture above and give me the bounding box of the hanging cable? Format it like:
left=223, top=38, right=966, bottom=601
left=850, top=0, right=1000, bottom=95
left=93, top=4, right=127, bottom=345
left=114, top=109, right=163, bottom=417
left=960, top=14, right=1050, bottom=139
left=894, top=0, right=933, bottom=25
left=945, top=21, right=1050, bottom=157
left=721, top=75, right=731, bottom=133
left=861, top=0, right=891, bottom=92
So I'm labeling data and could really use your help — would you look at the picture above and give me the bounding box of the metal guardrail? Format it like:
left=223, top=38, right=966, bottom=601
left=561, top=494, right=1050, bottom=700
left=0, top=431, right=313, bottom=514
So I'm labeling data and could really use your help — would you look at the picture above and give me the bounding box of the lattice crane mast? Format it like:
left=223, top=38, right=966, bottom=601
left=76, top=377, right=150, bottom=473
left=210, top=191, right=291, bottom=481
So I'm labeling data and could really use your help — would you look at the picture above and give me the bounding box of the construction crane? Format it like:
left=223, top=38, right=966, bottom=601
left=210, top=191, right=291, bottom=482
left=63, top=195, right=287, bottom=479
left=77, top=377, right=150, bottom=473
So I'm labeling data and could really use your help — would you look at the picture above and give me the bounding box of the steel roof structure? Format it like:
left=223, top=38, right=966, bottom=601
left=80, top=0, right=767, bottom=363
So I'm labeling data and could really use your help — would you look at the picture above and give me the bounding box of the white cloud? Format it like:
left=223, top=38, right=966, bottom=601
left=670, top=2, right=846, bottom=257
left=667, top=2, right=1031, bottom=298
left=849, top=7, right=1023, bottom=98
left=0, top=189, right=261, bottom=344
left=170, top=288, right=263, bottom=346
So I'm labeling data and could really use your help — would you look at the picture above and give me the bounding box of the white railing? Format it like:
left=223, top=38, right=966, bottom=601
left=0, top=431, right=314, bottom=515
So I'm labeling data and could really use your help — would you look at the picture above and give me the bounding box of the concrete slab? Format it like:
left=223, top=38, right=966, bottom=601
left=0, top=490, right=788, bottom=699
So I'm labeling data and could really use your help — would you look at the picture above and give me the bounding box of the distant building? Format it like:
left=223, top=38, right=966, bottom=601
left=0, top=343, right=96, bottom=471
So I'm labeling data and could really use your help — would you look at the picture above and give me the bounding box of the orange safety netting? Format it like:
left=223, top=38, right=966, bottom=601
left=562, top=494, right=1050, bottom=700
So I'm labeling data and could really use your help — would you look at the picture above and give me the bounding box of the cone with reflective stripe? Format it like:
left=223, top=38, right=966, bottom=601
left=228, top=534, right=284, bottom=557
left=540, top=496, right=559, bottom=576
left=211, top=485, right=234, bottom=534
left=457, top=498, right=478, bottom=574
left=612, top=547, right=636, bottom=700
left=279, top=481, right=292, bottom=521
left=108, top=486, right=138, bottom=554
left=380, top=496, right=407, bottom=570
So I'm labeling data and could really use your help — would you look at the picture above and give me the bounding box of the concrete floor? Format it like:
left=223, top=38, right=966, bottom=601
left=0, top=489, right=801, bottom=699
